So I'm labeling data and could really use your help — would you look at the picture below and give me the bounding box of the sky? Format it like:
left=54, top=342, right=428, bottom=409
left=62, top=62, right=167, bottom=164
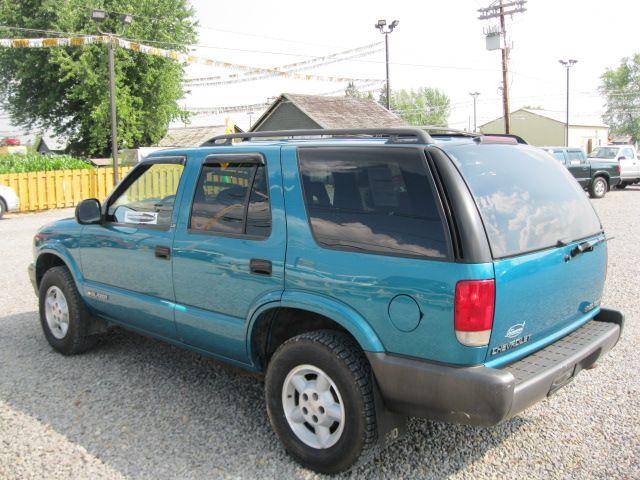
left=1, top=0, right=639, bottom=138
left=182, top=0, right=639, bottom=131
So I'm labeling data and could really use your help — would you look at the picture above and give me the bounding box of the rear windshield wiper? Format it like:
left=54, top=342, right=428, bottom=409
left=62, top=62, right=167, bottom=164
left=568, top=236, right=611, bottom=260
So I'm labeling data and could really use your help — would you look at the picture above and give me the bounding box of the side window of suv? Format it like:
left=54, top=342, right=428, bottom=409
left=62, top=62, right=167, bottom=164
left=298, top=147, right=450, bottom=259
left=622, top=148, right=635, bottom=159
left=566, top=150, right=584, bottom=164
left=190, top=158, right=271, bottom=238
left=107, top=160, right=185, bottom=227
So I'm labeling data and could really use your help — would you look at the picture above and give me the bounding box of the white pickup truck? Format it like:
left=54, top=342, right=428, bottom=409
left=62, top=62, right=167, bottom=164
left=588, top=145, right=640, bottom=188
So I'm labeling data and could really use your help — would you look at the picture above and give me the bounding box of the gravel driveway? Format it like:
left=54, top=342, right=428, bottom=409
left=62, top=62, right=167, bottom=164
left=1, top=190, right=639, bottom=480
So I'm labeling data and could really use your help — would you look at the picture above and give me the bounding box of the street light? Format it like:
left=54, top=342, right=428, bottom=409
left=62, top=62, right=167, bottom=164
left=469, top=92, right=480, bottom=132
left=559, top=59, right=577, bottom=147
left=91, top=8, right=133, bottom=183
left=374, top=19, right=399, bottom=110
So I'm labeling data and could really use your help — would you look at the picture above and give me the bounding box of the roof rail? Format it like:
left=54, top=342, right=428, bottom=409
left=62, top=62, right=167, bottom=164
left=419, top=125, right=479, bottom=137
left=201, top=128, right=434, bottom=146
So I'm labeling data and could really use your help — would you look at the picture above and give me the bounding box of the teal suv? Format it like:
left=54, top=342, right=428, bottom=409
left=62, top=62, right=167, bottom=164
left=29, top=128, right=623, bottom=473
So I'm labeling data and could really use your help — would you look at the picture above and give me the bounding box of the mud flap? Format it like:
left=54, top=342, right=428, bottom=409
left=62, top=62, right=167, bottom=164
left=373, top=379, right=408, bottom=448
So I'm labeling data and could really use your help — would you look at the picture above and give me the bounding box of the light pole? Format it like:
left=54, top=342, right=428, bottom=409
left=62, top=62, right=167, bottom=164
left=559, top=59, right=577, bottom=147
left=374, top=19, right=399, bottom=110
left=469, top=92, right=480, bottom=132
left=92, top=8, right=132, bottom=183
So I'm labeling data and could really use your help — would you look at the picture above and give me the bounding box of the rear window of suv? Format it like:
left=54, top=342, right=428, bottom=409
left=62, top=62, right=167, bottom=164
left=298, top=147, right=450, bottom=259
left=447, top=144, right=602, bottom=259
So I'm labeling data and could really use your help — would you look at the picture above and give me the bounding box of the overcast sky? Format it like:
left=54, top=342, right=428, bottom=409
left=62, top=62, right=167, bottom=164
left=2, top=0, right=638, bottom=137
left=184, top=0, right=639, bottom=130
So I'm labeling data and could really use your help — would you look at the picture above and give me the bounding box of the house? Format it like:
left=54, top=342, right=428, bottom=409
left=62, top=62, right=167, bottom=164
left=479, top=108, right=609, bottom=152
left=250, top=93, right=407, bottom=131
left=37, top=134, right=68, bottom=154
left=157, top=124, right=243, bottom=147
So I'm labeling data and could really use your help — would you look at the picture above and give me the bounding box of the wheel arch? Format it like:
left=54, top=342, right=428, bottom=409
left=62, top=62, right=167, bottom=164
left=35, top=249, right=82, bottom=289
left=246, top=291, right=385, bottom=371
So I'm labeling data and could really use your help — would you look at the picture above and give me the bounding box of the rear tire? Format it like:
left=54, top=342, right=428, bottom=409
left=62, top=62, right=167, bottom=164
left=0, top=198, right=6, bottom=219
left=265, top=330, right=377, bottom=474
left=39, top=266, right=98, bottom=355
left=589, top=176, right=607, bottom=198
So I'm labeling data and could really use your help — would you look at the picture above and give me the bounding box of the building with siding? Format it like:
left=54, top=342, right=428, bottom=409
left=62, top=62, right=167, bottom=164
left=250, top=93, right=407, bottom=131
left=480, top=108, right=609, bottom=152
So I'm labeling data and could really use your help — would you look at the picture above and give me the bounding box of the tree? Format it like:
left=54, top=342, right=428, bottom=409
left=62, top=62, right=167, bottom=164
left=344, top=81, right=373, bottom=100
left=380, top=87, right=450, bottom=126
left=600, top=54, right=640, bottom=143
left=0, top=0, right=196, bottom=156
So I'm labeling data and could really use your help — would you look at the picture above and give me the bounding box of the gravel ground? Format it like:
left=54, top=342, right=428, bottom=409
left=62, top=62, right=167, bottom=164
left=0, top=190, right=639, bottom=480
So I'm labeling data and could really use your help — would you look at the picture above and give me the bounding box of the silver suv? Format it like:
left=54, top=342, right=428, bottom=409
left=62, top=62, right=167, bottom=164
left=588, top=145, right=640, bottom=188
left=0, top=185, right=20, bottom=218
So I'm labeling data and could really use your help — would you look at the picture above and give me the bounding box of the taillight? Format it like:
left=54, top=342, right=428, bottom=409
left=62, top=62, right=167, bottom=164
left=454, top=279, right=495, bottom=347
left=617, top=164, right=621, bottom=174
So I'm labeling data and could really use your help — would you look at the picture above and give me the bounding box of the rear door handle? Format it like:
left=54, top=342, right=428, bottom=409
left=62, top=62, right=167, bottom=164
left=250, top=258, right=272, bottom=276
left=155, top=245, right=171, bottom=259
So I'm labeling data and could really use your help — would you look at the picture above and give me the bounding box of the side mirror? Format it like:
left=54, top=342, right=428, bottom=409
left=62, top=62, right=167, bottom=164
left=618, top=156, right=627, bottom=161
left=75, top=198, right=102, bottom=225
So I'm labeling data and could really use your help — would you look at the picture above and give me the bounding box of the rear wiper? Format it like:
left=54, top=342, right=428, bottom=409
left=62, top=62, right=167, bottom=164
left=567, top=236, right=610, bottom=260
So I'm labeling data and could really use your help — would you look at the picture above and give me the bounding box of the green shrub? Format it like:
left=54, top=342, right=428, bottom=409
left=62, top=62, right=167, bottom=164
left=0, top=153, right=92, bottom=174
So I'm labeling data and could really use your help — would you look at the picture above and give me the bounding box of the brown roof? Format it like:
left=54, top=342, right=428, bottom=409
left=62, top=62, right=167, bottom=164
left=252, top=93, right=407, bottom=130
left=158, top=125, right=242, bottom=147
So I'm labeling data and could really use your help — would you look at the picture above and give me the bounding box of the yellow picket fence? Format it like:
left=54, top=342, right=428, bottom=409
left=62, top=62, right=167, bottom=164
left=0, top=167, right=133, bottom=212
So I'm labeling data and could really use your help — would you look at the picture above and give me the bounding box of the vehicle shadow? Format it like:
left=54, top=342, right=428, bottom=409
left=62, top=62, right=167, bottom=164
left=0, top=311, right=524, bottom=479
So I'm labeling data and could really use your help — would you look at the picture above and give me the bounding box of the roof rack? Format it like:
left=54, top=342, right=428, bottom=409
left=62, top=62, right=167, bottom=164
left=419, top=125, right=479, bottom=137
left=201, top=128, right=434, bottom=146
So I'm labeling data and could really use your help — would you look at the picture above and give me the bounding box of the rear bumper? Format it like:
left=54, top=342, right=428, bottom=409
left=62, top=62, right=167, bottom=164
left=367, top=308, right=623, bottom=426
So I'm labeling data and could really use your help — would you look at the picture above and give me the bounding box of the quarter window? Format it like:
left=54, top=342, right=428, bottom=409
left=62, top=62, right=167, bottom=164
left=298, top=147, right=449, bottom=259
left=190, top=160, right=271, bottom=238
left=107, top=161, right=184, bottom=227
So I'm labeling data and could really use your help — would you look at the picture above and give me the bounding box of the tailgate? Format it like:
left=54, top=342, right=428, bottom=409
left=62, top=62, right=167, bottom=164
left=487, top=234, right=606, bottom=363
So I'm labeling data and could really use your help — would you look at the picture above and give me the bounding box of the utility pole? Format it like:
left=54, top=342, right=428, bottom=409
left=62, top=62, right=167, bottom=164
left=559, top=59, right=577, bottom=147
left=478, top=1, right=526, bottom=134
left=469, top=92, right=480, bottom=132
left=91, top=8, right=133, bottom=183
left=375, top=19, right=399, bottom=110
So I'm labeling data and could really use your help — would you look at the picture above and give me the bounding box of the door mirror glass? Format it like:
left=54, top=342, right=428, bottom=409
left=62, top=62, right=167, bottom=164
left=75, top=198, right=102, bottom=225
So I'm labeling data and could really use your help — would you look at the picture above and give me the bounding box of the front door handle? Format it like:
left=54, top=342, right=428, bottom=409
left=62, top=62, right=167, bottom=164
left=250, top=258, right=272, bottom=276
left=155, top=245, right=171, bottom=259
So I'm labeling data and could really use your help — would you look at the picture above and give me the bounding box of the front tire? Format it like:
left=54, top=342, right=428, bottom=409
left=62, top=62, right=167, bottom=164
left=615, top=182, right=627, bottom=189
left=0, top=198, right=6, bottom=219
left=589, top=176, right=608, bottom=198
left=39, top=266, right=98, bottom=355
left=265, top=330, right=377, bottom=474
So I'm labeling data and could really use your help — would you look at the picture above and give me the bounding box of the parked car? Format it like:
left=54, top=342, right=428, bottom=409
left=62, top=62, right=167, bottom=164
left=542, top=146, right=620, bottom=198
left=587, top=145, right=640, bottom=189
left=29, top=128, right=624, bottom=474
left=0, top=184, right=20, bottom=218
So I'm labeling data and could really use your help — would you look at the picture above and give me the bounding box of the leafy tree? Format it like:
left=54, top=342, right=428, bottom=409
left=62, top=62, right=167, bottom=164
left=600, top=54, right=640, bottom=143
left=344, top=81, right=374, bottom=100
left=379, top=86, right=450, bottom=126
left=0, top=0, right=196, bottom=156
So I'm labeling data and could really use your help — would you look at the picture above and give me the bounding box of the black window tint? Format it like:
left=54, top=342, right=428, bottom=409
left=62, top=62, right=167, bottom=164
left=448, top=144, right=602, bottom=258
left=190, top=162, right=270, bottom=238
left=299, top=147, right=449, bottom=259
left=246, top=165, right=272, bottom=237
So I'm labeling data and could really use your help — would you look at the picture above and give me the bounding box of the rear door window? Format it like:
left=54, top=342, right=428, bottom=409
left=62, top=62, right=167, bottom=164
left=190, top=159, right=271, bottom=238
left=447, top=144, right=602, bottom=259
left=566, top=150, right=584, bottom=164
left=298, top=147, right=450, bottom=259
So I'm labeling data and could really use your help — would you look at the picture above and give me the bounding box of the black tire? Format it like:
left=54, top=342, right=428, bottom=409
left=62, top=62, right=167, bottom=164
left=38, top=266, right=98, bottom=355
left=615, top=183, right=627, bottom=190
left=0, top=198, right=6, bottom=219
left=265, top=330, right=377, bottom=474
left=589, top=176, right=608, bottom=198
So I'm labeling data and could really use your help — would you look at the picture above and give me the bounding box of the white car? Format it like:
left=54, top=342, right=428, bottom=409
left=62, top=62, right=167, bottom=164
left=0, top=185, right=20, bottom=218
left=588, top=145, right=640, bottom=188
